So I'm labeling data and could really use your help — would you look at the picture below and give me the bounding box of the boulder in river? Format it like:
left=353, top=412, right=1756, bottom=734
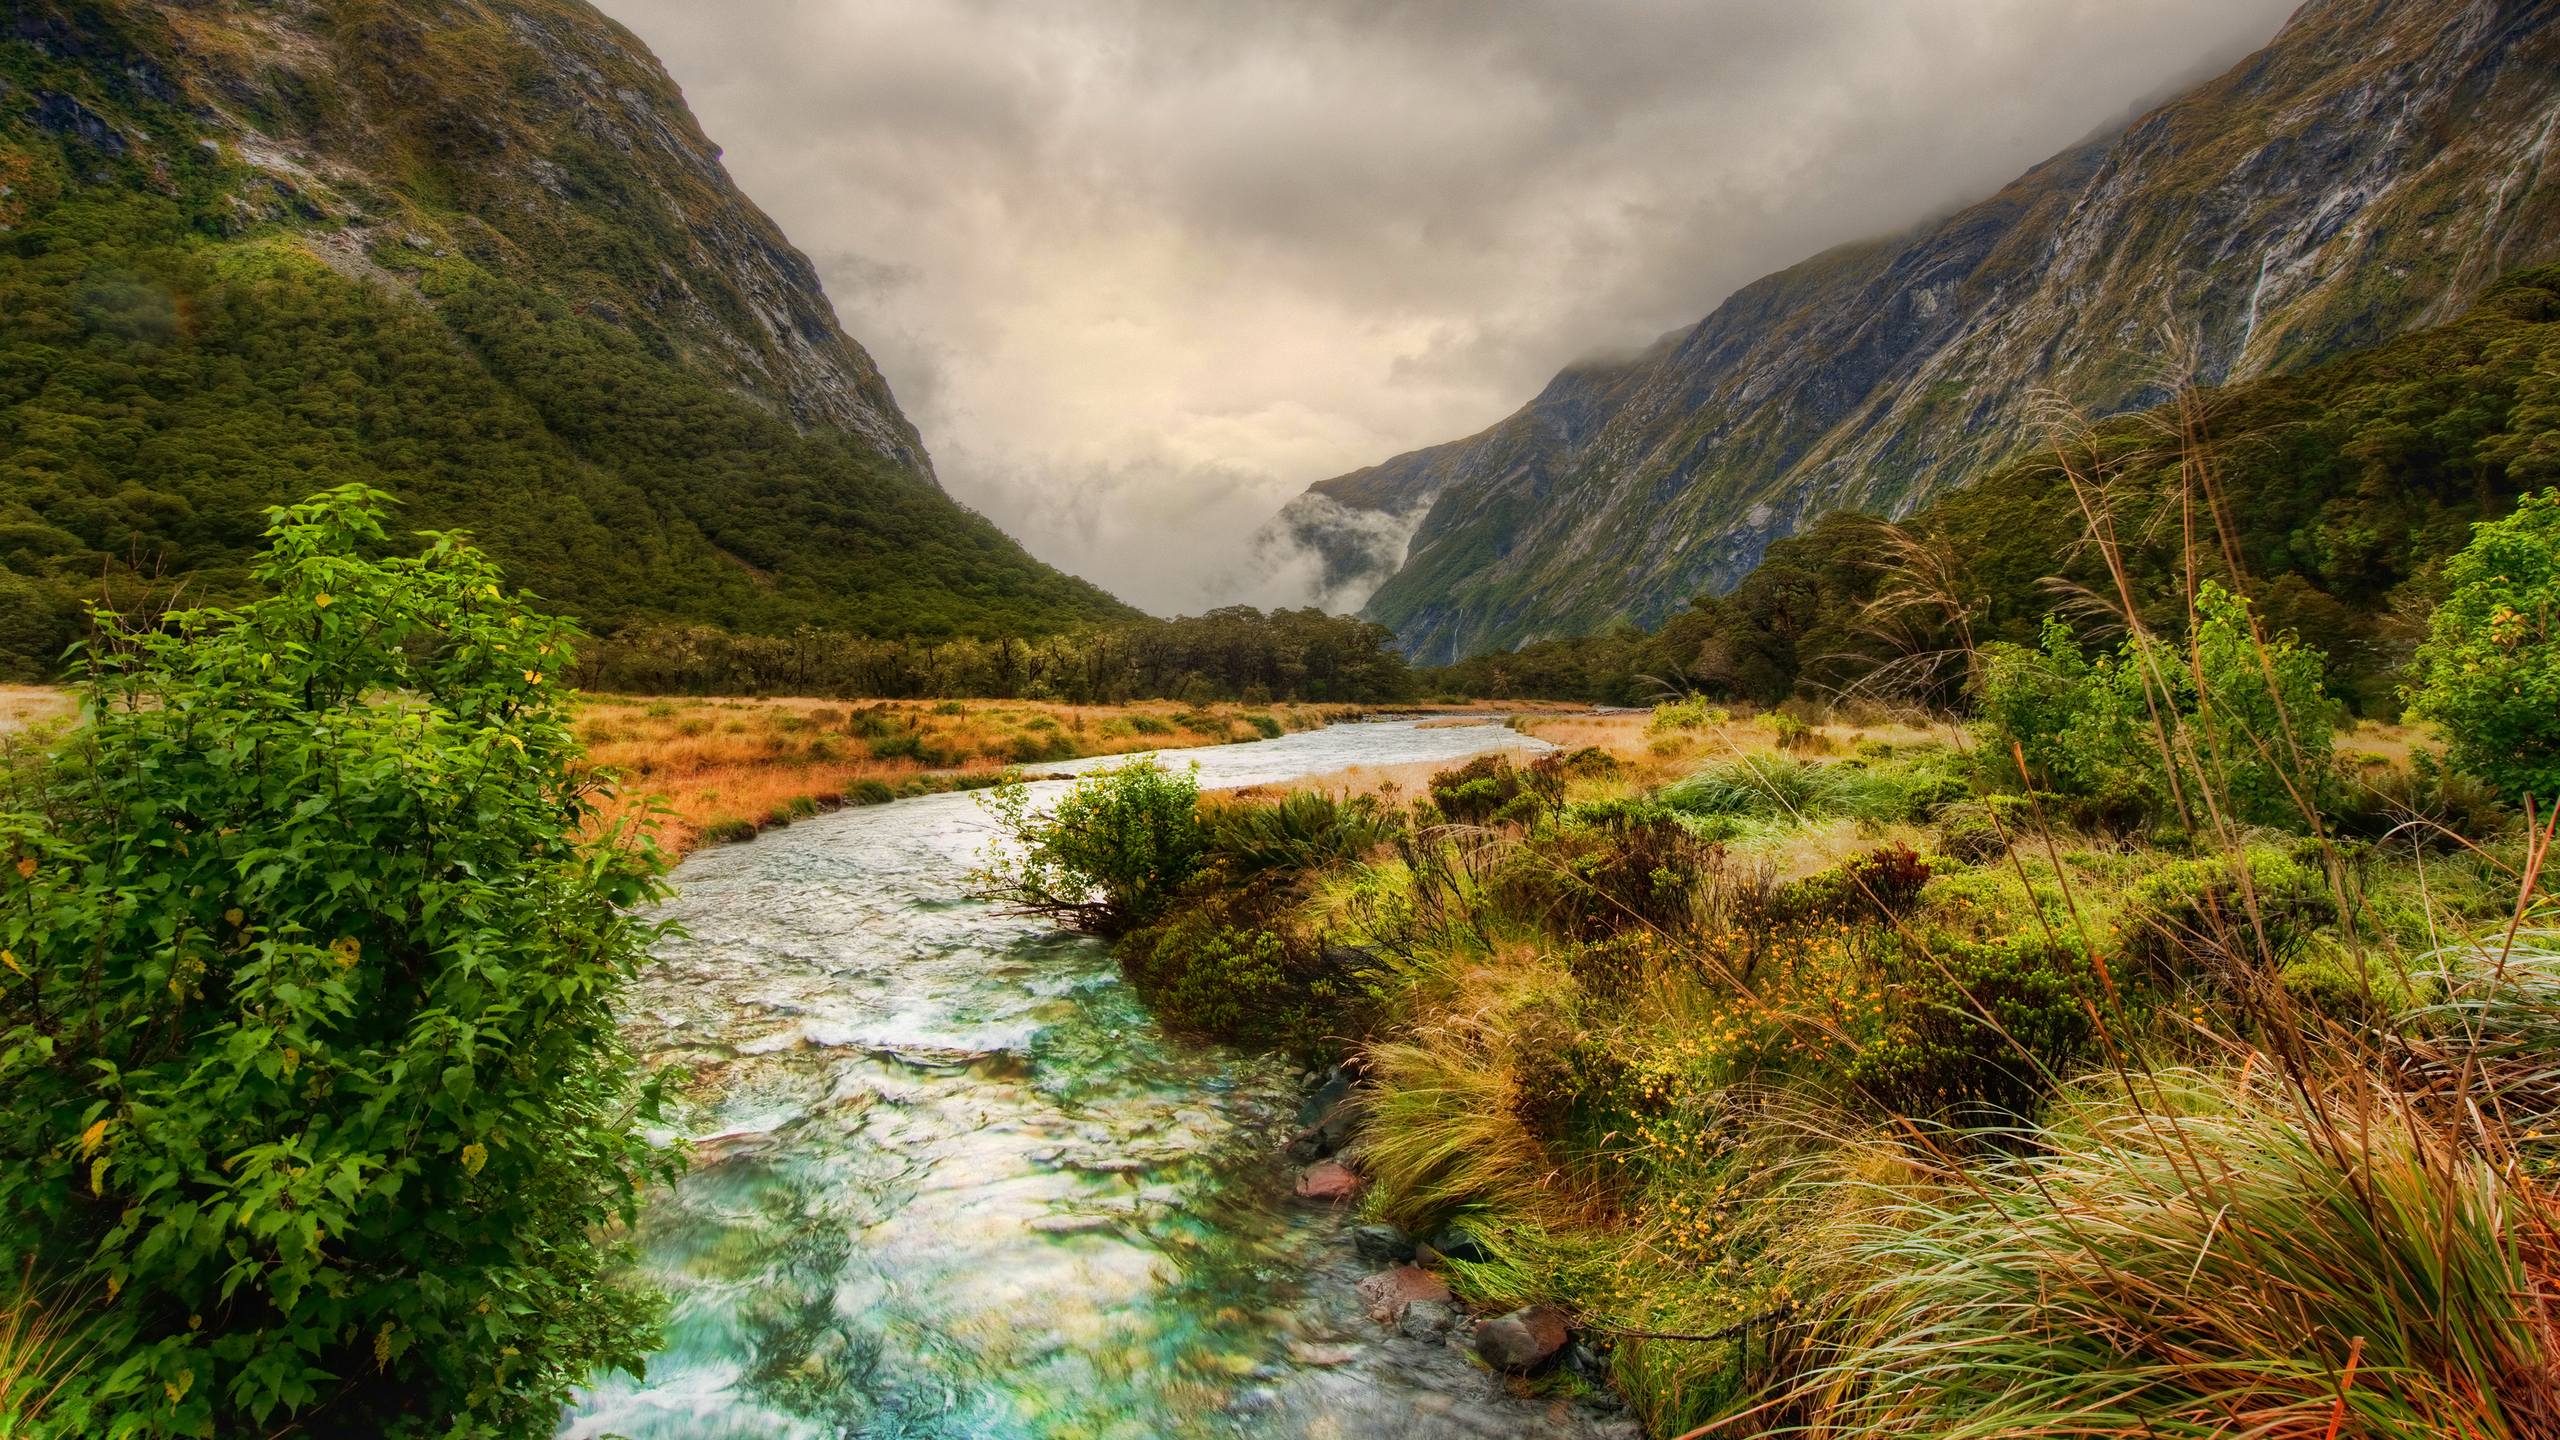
left=1428, top=1224, right=1495, bottom=1264
left=1399, top=1299, right=1459, bottom=1340
left=1293, top=1160, right=1360, bottom=1203
left=1473, top=1304, right=1572, bottom=1372
left=1287, top=1062, right=1364, bottom=1159
left=1356, top=1263, right=1451, bottom=1325
left=1353, top=1224, right=1415, bottom=1263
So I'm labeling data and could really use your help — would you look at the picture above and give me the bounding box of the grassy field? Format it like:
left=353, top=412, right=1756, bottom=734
left=0, top=684, right=1577, bottom=857
left=0, top=686, right=74, bottom=735
left=573, top=694, right=1373, bottom=854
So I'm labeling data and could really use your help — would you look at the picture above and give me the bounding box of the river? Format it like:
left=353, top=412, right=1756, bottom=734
left=561, top=717, right=1637, bottom=1440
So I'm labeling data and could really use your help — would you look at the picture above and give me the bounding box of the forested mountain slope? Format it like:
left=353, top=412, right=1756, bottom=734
left=1283, top=0, right=2560, bottom=665
left=1422, top=264, right=2560, bottom=715
left=0, top=1, right=1135, bottom=679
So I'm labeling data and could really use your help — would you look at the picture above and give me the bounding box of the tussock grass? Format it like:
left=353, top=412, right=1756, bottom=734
left=0, top=1264, right=95, bottom=1434
left=1792, top=1064, right=2560, bottom=1439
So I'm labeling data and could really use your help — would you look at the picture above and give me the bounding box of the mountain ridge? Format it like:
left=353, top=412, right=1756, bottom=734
left=1274, top=0, right=2560, bottom=665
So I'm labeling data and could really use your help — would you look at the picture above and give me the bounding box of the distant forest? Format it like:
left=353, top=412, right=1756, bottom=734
left=573, top=606, right=1417, bottom=705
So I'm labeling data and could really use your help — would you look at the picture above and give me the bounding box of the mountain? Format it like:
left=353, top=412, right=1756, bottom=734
left=0, top=0, right=1135, bottom=680
left=1274, top=0, right=2560, bottom=666
left=1422, top=263, right=2560, bottom=714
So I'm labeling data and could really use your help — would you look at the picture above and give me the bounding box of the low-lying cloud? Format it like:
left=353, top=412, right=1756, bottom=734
left=599, top=0, right=2301, bottom=616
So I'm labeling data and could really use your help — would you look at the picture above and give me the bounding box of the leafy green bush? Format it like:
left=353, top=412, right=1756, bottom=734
left=2117, top=845, right=2338, bottom=980
left=1977, top=588, right=2339, bottom=831
left=1495, top=806, right=1723, bottom=946
left=1115, top=906, right=1364, bottom=1059
left=2409, top=488, right=2560, bottom=803
left=1425, top=754, right=1554, bottom=826
left=1850, top=933, right=2095, bottom=1118
left=0, top=488, right=671, bottom=1437
left=1003, top=730, right=1077, bottom=765
left=1242, top=712, right=1285, bottom=740
left=1648, top=698, right=1729, bottom=733
left=977, top=759, right=1205, bottom=935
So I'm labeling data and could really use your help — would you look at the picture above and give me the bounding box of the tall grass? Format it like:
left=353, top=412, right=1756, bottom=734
left=0, top=1264, right=91, bottom=1435
left=1788, top=1064, right=2559, bottom=1439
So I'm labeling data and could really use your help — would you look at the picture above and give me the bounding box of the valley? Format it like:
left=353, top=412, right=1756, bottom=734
left=3, top=2, right=2559, bottom=1439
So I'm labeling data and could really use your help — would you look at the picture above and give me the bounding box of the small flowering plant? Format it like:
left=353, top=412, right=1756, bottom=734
left=0, top=487, right=676, bottom=1437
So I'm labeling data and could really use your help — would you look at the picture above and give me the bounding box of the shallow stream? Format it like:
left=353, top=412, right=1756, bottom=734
left=561, top=718, right=1636, bottom=1440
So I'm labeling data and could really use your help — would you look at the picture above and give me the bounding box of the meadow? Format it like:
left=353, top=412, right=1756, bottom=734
left=571, top=693, right=1372, bottom=854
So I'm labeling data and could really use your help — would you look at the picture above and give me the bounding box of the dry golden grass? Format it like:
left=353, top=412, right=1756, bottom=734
left=1513, top=708, right=1963, bottom=787
left=0, top=686, right=73, bottom=735
left=578, top=694, right=1358, bottom=855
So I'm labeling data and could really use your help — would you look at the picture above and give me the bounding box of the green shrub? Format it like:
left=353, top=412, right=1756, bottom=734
left=1850, top=933, right=2095, bottom=1118
left=1426, top=754, right=1553, bottom=826
left=1128, top=715, right=1174, bottom=736
left=1242, top=712, right=1285, bottom=739
left=1496, top=806, right=1722, bottom=946
left=1003, top=730, right=1076, bottom=765
left=1978, top=588, right=2339, bottom=831
left=1115, top=907, right=1362, bottom=1059
left=1931, top=796, right=2032, bottom=865
left=2117, top=845, right=2338, bottom=980
left=851, top=779, right=898, bottom=806
left=977, top=759, right=1205, bottom=935
left=0, top=488, right=672, bottom=1437
left=699, top=817, right=759, bottom=844
left=2409, top=488, right=2560, bottom=803
left=864, top=729, right=927, bottom=763
left=1648, top=698, right=1729, bottom=733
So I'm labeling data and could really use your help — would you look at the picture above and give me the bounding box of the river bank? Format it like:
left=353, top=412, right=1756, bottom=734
left=1080, top=695, right=2535, bottom=1435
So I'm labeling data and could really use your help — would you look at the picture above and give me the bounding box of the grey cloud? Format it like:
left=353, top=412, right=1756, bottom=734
left=599, top=0, right=2302, bottom=614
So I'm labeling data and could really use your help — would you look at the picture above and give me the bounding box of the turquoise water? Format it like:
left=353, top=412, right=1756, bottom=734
left=560, top=720, right=1632, bottom=1439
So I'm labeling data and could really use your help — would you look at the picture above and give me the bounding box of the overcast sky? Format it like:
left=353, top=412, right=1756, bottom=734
left=598, top=0, right=2301, bottom=615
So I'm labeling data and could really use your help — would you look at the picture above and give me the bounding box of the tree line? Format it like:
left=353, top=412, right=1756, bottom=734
left=572, top=605, right=1417, bottom=704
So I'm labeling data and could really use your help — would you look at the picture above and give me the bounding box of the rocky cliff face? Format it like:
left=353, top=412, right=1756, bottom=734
left=112, top=0, right=934, bottom=477
left=1291, top=0, right=2560, bottom=665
